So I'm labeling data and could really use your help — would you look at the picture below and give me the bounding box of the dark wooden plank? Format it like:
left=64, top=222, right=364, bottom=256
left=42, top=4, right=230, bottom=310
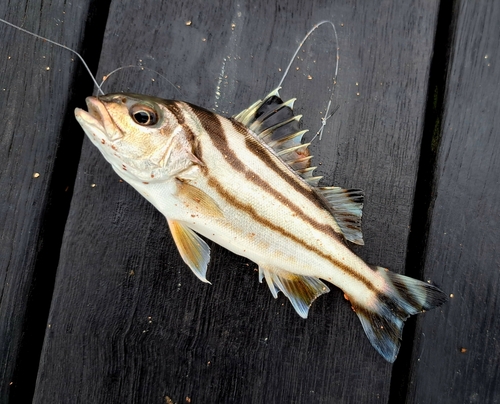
left=0, top=1, right=104, bottom=402
left=407, top=1, right=500, bottom=403
left=33, top=1, right=440, bottom=403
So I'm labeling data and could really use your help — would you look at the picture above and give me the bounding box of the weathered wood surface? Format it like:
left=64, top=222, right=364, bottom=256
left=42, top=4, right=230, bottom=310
left=408, top=1, right=500, bottom=403
left=0, top=0, right=497, bottom=403
left=0, top=1, right=106, bottom=402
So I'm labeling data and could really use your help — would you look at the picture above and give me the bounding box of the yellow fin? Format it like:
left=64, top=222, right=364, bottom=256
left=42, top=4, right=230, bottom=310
left=176, top=179, right=223, bottom=218
left=167, top=219, right=211, bottom=283
left=258, top=266, right=330, bottom=318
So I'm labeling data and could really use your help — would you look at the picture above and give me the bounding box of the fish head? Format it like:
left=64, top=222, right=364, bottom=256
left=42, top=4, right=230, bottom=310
left=75, top=93, right=199, bottom=184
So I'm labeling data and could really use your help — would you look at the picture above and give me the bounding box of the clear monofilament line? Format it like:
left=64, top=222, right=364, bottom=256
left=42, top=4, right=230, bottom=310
left=100, top=65, right=181, bottom=95
left=0, top=17, right=105, bottom=95
left=278, top=20, right=340, bottom=140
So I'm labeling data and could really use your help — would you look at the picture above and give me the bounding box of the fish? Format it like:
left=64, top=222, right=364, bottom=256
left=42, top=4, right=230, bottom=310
left=74, top=88, right=447, bottom=363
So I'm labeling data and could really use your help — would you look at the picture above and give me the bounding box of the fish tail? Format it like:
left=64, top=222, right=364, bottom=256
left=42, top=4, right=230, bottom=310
left=352, top=266, right=447, bottom=363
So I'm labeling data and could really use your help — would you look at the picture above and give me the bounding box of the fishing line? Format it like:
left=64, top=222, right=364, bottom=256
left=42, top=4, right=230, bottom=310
left=2, top=15, right=338, bottom=120
left=100, top=65, right=181, bottom=95
left=278, top=20, right=340, bottom=141
left=0, top=17, right=180, bottom=97
left=0, top=17, right=105, bottom=95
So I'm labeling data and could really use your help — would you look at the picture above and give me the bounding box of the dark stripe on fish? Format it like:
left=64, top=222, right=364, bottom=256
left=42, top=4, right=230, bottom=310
left=385, top=274, right=422, bottom=312
left=188, top=104, right=341, bottom=240
left=205, top=174, right=376, bottom=291
left=164, top=101, right=203, bottom=161
left=230, top=119, right=328, bottom=212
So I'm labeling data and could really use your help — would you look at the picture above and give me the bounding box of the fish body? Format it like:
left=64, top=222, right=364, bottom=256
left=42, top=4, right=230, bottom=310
left=75, top=90, right=446, bottom=362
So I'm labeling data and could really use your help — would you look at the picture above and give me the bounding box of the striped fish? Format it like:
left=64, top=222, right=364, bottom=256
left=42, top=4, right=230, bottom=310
left=75, top=89, right=446, bottom=362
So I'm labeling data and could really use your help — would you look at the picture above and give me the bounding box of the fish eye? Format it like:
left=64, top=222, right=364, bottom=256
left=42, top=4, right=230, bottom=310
left=130, top=104, right=159, bottom=126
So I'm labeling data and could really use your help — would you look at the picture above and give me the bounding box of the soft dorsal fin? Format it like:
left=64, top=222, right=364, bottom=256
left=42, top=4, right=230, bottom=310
left=233, top=88, right=322, bottom=186
left=258, top=266, right=330, bottom=318
left=315, top=187, right=365, bottom=245
left=166, top=219, right=211, bottom=283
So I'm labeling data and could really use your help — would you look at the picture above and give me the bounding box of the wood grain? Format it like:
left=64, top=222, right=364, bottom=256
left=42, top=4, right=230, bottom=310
left=408, top=1, right=500, bottom=403
left=31, top=1, right=441, bottom=403
left=0, top=1, right=102, bottom=401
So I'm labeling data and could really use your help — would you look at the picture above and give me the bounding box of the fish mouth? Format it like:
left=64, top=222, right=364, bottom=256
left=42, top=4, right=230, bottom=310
left=74, top=97, right=123, bottom=141
left=85, top=97, right=104, bottom=124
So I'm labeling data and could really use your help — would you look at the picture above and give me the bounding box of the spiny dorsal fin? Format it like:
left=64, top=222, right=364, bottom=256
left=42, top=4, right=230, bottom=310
left=258, top=266, right=330, bottom=318
left=233, top=88, right=322, bottom=184
left=235, top=89, right=364, bottom=244
left=315, top=187, right=365, bottom=245
left=233, top=88, right=282, bottom=126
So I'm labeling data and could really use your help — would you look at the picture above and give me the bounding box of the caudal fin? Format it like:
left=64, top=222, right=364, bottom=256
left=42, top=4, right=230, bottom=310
left=353, top=267, right=447, bottom=363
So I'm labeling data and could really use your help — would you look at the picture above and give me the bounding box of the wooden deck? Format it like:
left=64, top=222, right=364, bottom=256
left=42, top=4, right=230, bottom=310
left=1, top=0, right=499, bottom=403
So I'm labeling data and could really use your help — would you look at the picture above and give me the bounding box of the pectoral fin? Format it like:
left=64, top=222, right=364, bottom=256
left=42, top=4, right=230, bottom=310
left=175, top=179, right=223, bottom=218
left=167, top=219, right=211, bottom=283
left=259, top=266, right=330, bottom=318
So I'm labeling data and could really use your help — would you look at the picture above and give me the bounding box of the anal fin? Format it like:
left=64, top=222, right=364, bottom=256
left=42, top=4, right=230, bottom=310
left=259, top=266, right=330, bottom=318
left=167, top=219, right=211, bottom=283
